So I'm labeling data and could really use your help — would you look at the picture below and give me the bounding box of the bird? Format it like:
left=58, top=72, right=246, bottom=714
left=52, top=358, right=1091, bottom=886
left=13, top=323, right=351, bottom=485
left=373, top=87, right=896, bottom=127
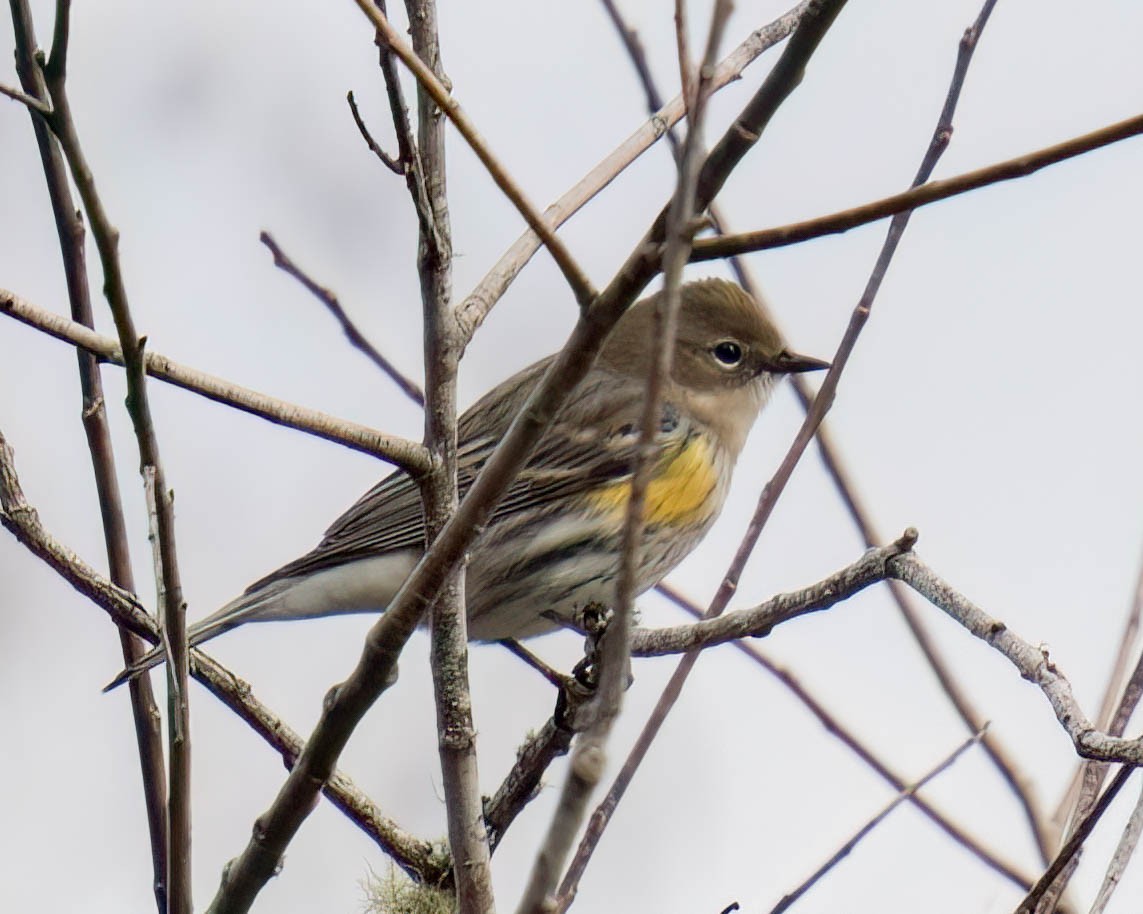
left=108, top=278, right=827, bottom=688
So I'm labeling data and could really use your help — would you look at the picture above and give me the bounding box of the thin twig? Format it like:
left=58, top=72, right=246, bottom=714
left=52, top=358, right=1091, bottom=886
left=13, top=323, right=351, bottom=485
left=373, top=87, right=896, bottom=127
left=347, top=89, right=403, bottom=174
left=498, top=640, right=567, bottom=689
left=375, top=0, right=448, bottom=264
left=0, top=78, right=52, bottom=113
left=8, top=3, right=169, bottom=908
left=0, top=288, right=431, bottom=473
left=769, top=728, right=987, bottom=914
left=259, top=230, right=425, bottom=406
left=350, top=0, right=596, bottom=308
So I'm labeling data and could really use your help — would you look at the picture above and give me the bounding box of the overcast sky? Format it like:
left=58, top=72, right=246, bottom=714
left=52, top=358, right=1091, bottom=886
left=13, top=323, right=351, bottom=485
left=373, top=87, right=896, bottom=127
left=2, top=2, right=1143, bottom=913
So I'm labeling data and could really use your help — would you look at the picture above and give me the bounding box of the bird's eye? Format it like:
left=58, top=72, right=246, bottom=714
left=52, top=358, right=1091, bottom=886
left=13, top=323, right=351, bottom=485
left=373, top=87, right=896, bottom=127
left=712, top=341, right=744, bottom=367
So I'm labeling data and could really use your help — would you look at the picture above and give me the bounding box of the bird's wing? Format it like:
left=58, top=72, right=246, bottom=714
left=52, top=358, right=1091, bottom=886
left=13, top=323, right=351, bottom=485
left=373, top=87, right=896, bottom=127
left=245, top=357, right=681, bottom=591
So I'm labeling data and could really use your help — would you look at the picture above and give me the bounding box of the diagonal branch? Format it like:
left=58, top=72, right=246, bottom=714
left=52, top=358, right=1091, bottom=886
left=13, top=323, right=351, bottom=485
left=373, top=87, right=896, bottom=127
left=350, top=0, right=596, bottom=308
left=259, top=230, right=425, bottom=406
left=889, top=553, right=1143, bottom=766
left=690, top=111, right=1143, bottom=263
left=0, top=288, right=430, bottom=474
left=769, top=728, right=987, bottom=914
left=655, top=584, right=1035, bottom=889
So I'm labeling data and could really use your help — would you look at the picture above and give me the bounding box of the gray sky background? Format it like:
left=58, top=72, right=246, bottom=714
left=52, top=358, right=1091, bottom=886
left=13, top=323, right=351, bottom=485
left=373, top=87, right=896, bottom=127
left=2, top=2, right=1142, bottom=912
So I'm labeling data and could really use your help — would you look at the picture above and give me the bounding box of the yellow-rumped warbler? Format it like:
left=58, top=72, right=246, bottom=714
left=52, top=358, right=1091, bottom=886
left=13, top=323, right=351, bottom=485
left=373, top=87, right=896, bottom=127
left=113, top=279, right=825, bottom=685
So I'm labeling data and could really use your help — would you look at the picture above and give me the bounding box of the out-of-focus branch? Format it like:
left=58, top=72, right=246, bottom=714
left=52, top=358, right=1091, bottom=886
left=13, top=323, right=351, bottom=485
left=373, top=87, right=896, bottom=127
left=347, top=89, right=403, bottom=175
left=657, top=584, right=1035, bottom=889
left=1089, top=779, right=1143, bottom=914
left=0, top=288, right=431, bottom=474
left=769, top=729, right=987, bottom=914
left=556, top=2, right=854, bottom=904
left=1014, top=767, right=1135, bottom=914
left=0, top=429, right=448, bottom=885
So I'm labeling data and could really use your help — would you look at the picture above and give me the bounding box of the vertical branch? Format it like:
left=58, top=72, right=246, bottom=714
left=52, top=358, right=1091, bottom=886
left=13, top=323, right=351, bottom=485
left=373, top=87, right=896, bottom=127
left=8, top=3, right=169, bottom=910
left=393, top=0, right=495, bottom=909
left=517, top=6, right=733, bottom=912
left=31, top=2, right=193, bottom=910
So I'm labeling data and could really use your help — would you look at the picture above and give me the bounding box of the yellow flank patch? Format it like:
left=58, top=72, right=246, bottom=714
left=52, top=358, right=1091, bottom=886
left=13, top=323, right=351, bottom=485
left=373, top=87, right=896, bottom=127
left=586, top=435, right=720, bottom=526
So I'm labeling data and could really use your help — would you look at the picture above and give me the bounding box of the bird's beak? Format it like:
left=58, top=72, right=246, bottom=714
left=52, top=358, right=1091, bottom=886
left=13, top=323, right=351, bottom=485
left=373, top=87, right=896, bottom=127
left=774, top=349, right=831, bottom=374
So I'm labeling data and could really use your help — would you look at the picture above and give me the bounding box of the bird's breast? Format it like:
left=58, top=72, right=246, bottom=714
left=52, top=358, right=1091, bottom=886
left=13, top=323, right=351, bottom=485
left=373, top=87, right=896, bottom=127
left=584, top=433, right=727, bottom=528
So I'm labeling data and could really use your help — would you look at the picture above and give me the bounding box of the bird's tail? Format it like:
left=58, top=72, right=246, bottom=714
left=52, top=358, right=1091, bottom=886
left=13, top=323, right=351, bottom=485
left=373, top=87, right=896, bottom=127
left=102, top=579, right=298, bottom=692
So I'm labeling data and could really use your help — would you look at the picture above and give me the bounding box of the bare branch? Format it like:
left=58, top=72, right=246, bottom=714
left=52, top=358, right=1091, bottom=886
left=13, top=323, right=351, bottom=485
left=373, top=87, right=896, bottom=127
left=8, top=2, right=169, bottom=906
left=889, top=554, right=1143, bottom=766
left=628, top=533, right=914, bottom=655
left=401, top=0, right=495, bottom=909
left=0, top=288, right=431, bottom=474
left=347, top=89, right=403, bottom=174
left=350, top=0, right=596, bottom=308
left=769, top=729, right=987, bottom=914
left=259, top=230, right=425, bottom=406
left=0, top=78, right=52, bottom=114
left=520, top=4, right=734, bottom=908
